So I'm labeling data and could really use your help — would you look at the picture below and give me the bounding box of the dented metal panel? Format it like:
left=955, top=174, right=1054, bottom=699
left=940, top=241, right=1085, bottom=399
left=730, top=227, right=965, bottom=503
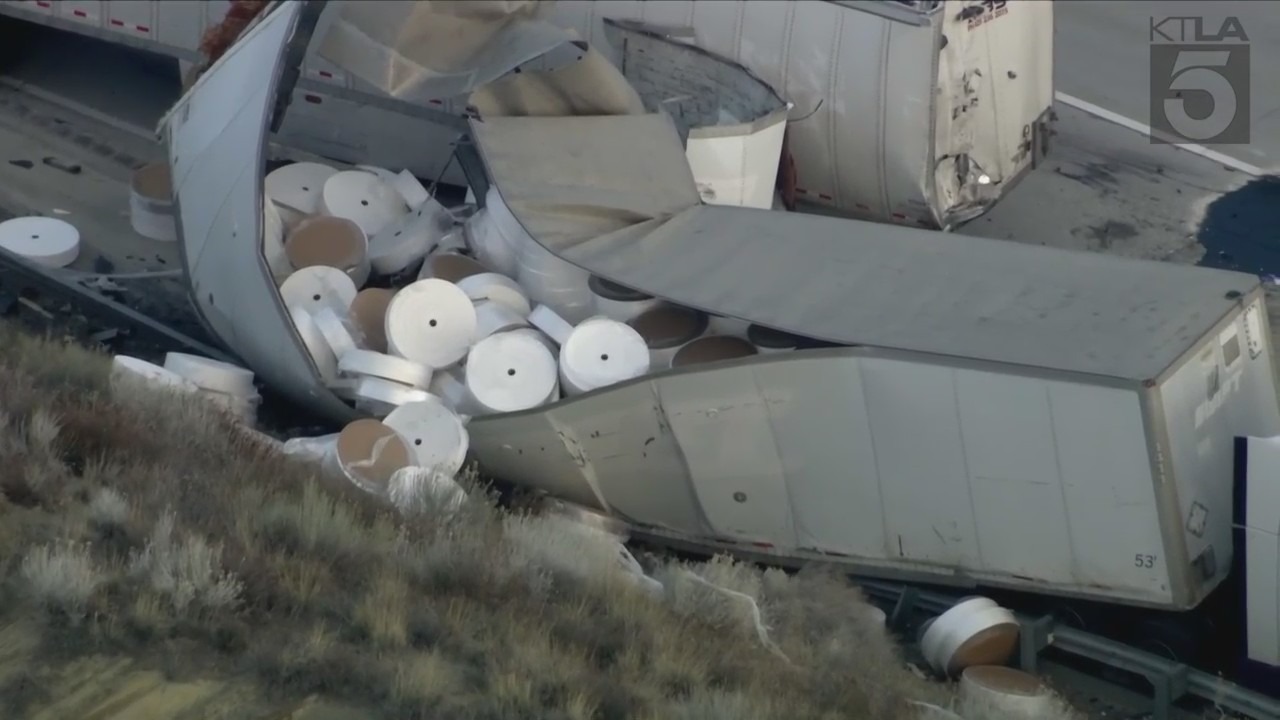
left=470, top=347, right=1186, bottom=607
left=544, top=0, right=1054, bottom=227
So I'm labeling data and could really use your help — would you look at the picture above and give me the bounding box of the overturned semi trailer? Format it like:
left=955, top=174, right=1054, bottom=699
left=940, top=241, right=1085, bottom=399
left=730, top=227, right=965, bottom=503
left=164, top=1, right=1280, bottom=669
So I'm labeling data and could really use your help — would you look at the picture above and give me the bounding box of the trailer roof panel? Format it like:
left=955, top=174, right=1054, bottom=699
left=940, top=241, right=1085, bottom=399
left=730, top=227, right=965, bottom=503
left=472, top=114, right=1258, bottom=381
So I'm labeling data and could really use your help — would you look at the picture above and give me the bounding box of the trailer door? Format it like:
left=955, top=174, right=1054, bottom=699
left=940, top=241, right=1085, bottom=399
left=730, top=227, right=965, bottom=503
left=933, top=0, right=1053, bottom=224
left=1237, top=435, right=1280, bottom=667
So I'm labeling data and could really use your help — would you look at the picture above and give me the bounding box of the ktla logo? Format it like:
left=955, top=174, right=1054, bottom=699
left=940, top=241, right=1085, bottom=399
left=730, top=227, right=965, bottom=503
left=1149, top=16, right=1251, bottom=145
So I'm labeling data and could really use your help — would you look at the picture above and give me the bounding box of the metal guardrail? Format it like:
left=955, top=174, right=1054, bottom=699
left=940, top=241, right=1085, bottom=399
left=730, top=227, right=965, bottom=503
left=859, top=580, right=1280, bottom=720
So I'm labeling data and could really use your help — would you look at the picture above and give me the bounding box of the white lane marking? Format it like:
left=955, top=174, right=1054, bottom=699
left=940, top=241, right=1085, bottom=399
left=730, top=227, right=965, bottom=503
left=1055, top=91, right=1267, bottom=177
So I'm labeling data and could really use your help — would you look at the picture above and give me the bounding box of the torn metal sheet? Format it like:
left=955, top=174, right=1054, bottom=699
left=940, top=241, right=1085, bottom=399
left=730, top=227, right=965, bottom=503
left=602, top=19, right=790, bottom=209
left=314, top=0, right=575, bottom=103
left=469, top=112, right=1259, bottom=382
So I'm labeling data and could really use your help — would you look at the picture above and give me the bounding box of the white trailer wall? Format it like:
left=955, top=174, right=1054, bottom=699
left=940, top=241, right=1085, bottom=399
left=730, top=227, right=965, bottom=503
left=469, top=350, right=1178, bottom=607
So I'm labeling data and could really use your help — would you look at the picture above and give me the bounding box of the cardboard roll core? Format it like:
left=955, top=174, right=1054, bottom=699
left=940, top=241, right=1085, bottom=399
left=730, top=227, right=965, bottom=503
left=628, top=305, right=708, bottom=350
left=421, top=252, right=489, bottom=283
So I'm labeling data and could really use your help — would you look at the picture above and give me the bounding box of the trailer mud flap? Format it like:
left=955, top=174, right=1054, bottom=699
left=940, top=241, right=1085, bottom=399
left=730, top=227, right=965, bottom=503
left=1235, top=435, right=1280, bottom=666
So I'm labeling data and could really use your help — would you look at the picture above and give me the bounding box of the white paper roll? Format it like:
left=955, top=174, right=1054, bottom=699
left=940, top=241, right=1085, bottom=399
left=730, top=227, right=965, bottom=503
left=559, top=318, right=650, bottom=396
left=330, top=418, right=413, bottom=495
left=0, top=216, right=80, bottom=268
left=428, top=369, right=472, bottom=415
left=356, top=164, right=401, bottom=186
left=262, top=193, right=292, bottom=280
left=528, top=304, right=574, bottom=345
left=393, top=169, right=432, bottom=210
left=288, top=305, right=339, bottom=383
left=110, top=356, right=199, bottom=396
left=588, top=275, right=659, bottom=322
left=367, top=197, right=447, bottom=276
left=708, top=314, right=752, bottom=337
left=471, top=187, right=526, bottom=276
left=506, top=327, right=558, bottom=354
left=162, top=352, right=255, bottom=397
left=265, top=161, right=336, bottom=216
left=313, top=304, right=361, bottom=359
left=284, top=215, right=370, bottom=288
left=338, top=348, right=432, bottom=389
left=919, top=597, right=999, bottom=665
left=456, top=272, right=531, bottom=317
left=465, top=331, right=559, bottom=414
left=202, top=387, right=261, bottom=425
left=279, top=265, right=358, bottom=314
left=383, top=398, right=469, bottom=474
left=747, top=323, right=807, bottom=354
left=958, top=667, right=1055, bottom=719
left=384, top=279, right=477, bottom=369
left=418, top=251, right=490, bottom=283
left=346, top=376, right=432, bottom=415
left=473, top=300, right=528, bottom=342
left=931, top=606, right=1019, bottom=677
left=129, top=163, right=176, bottom=242
left=320, top=170, right=407, bottom=237
left=349, top=288, right=396, bottom=354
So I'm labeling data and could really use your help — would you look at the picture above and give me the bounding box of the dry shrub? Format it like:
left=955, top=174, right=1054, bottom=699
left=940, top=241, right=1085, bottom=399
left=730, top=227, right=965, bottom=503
left=0, top=324, right=1014, bottom=720
left=19, top=541, right=103, bottom=618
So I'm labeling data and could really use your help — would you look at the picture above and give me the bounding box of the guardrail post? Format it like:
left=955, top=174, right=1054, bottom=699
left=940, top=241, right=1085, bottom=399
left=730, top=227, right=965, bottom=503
left=1148, top=663, right=1190, bottom=720
left=888, top=587, right=919, bottom=633
left=1018, top=615, right=1055, bottom=674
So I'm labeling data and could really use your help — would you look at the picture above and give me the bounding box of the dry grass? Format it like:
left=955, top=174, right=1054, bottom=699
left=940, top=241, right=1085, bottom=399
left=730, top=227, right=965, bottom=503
left=0, top=323, right=1080, bottom=720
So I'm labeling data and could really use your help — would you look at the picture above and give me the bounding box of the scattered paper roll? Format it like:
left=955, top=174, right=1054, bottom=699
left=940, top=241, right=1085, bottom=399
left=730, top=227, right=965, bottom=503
left=313, top=304, right=361, bottom=359
left=469, top=187, right=523, bottom=276
left=473, top=300, right=528, bottom=342
left=356, top=164, right=400, bottom=186
left=0, top=216, right=81, bottom=268
left=110, top=356, right=199, bottom=396
left=559, top=318, right=650, bottom=396
left=203, top=387, right=261, bottom=425
left=330, top=418, right=413, bottom=495
left=588, top=275, right=659, bottom=322
left=959, top=666, right=1056, bottom=719
left=338, top=348, right=432, bottom=389
left=428, top=369, right=472, bottom=415
left=393, top=169, right=431, bottom=209
left=529, top=304, right=574, bottom=345
left=935, top=606, right=1020, bottom=677
left=383, top=398, right=469, bottom=474
left=628, top=305, right=708, bottom=367
left=747, top=323, right=807, bottom=354
left=349, top=288, right=396, bottom=353
left=367, top=198, right=447, bottom=276
left=285, top=215, right=371, bottom=288
left=279, top=265, right=358, bottom=314
left=919, top=597, right=1018, bottom=677
left=262, top=194, right=292, bottom=279
left=321, top=170, right=407, bottom=237
left=265, top=161, right=336, bottom=218
left=670, top=335, right=758, bottom=369
left=507, top=327, right=558, bottom=354
left=418, top=251, right=489, bottom=283
left=457, top=272, right=531, bottom=317
left=517, top=260, right=594, bottom=324
left=906, top=701, right=963, bottom=720
left=162, top=352, right=255, bottom=397
left=288, top=305, right=339, bottom=382
left=384, top=279, right=477, bottom=369
left=341, top=376, right=432, bottom=417
left=465, top=331, right=559, bottom=413
left=129, top=163, right=176, bottom=242
left=707, top=314, right=752, bottom=337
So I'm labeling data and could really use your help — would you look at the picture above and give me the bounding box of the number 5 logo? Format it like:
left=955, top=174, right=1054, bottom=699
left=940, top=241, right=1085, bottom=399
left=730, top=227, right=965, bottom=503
left=1164, top=50, right=1236, bottom=141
